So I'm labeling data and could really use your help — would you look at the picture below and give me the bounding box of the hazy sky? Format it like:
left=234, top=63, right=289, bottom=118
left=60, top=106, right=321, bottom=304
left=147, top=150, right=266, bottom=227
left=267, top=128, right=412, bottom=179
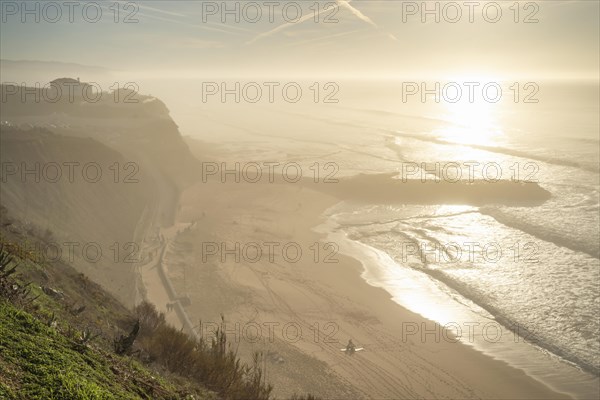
left=1, top=0, right=598, bottom=80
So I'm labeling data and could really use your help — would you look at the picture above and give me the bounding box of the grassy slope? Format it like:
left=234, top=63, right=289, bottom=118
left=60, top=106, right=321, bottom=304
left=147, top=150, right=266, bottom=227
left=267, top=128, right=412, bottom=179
left=0, top=210, right=316, bottom=400
left=0, top=300, right=198, bottom=399
left=0, top=217, right=217, bottom=400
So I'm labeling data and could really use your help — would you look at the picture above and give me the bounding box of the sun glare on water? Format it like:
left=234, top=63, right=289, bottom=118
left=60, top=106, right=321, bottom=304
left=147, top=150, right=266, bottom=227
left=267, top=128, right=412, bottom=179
left=432, top=76, right=506, bottom=148
left=435, top=100, right=504, bottom=147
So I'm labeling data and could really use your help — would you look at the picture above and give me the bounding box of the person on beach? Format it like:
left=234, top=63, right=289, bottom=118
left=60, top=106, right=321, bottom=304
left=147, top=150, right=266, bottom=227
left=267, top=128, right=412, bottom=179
left=346, top=339, right=356, bottom=355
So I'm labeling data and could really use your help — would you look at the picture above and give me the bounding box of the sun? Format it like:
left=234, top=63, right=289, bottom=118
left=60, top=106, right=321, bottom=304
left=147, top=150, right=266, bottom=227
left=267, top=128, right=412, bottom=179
left=434, top=93, right=505, bottom=147
left=430, top=74, right=507, bottom=147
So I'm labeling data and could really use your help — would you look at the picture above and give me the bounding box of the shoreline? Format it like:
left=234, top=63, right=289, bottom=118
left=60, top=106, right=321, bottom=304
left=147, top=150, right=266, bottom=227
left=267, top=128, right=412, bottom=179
left=321, top=216, right=599, bottom=399
left=167, top=179, right=571, bottom=399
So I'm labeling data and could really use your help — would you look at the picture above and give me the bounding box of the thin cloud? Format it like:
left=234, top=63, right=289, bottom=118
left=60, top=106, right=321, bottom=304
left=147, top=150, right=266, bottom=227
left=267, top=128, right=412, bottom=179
left=135, top=4, right=186, bottom=17
left=283, top=28, right=370, bottom=49
left=336, top=0, right=397, bottom=41
left=247, top=0, right=397, bottom=45
left=107, top=1, right=251, bottom=35
left=246, top=7, right=332, bottom=44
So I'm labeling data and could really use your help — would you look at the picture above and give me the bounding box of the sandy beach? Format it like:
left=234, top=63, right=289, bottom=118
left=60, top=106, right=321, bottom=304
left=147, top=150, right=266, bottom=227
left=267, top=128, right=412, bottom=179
left=151, top=175, right=569, bottom=400
left=3, top=3, right=598, bottom=398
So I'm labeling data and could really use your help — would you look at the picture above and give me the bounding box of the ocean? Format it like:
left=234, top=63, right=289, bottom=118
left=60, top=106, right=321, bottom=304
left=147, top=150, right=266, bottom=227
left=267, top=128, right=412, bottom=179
left=149, top=78, right=599, bottom=398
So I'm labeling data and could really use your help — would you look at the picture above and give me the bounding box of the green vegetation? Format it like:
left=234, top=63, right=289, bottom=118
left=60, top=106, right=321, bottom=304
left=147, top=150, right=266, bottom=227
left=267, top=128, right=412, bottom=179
left=0, top=222, right=320, bottom=399
left=133, top=303, right=272, bottom=399
left=0, top=300, right=174, bottom=399
left=0, top=243, right=208, bottom=399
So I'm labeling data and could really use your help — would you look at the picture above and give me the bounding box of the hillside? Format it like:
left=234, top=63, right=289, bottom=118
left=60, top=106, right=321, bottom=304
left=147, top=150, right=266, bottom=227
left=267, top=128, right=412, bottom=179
left=0, top=126, right=153, bottom=306
left=1, top=80, right=201, bottom=306
left=0, top=82, right=199, bottom=190
left=0, top=211, right=215, bottom=399
left=0, top=209, right=316, bottom=399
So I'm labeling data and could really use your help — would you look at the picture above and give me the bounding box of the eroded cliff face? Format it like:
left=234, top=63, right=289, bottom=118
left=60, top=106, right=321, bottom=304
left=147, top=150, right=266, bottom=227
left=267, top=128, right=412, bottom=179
left=0, top=82, right=200, bottom=306
left=1, top=83, right=200, bottom=189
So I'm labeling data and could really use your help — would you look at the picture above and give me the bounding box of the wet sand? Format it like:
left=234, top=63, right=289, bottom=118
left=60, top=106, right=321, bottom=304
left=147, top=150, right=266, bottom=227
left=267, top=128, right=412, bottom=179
left=158, top=178, right=569, bottom=400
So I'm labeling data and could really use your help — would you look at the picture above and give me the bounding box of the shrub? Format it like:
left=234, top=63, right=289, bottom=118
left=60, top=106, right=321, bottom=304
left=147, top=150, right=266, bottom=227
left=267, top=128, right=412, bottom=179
left=0, top=244, right=39, bottom=307
left=134, top=301, right=165, bottom=338
left=134, top=301, right=273, bottom=400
